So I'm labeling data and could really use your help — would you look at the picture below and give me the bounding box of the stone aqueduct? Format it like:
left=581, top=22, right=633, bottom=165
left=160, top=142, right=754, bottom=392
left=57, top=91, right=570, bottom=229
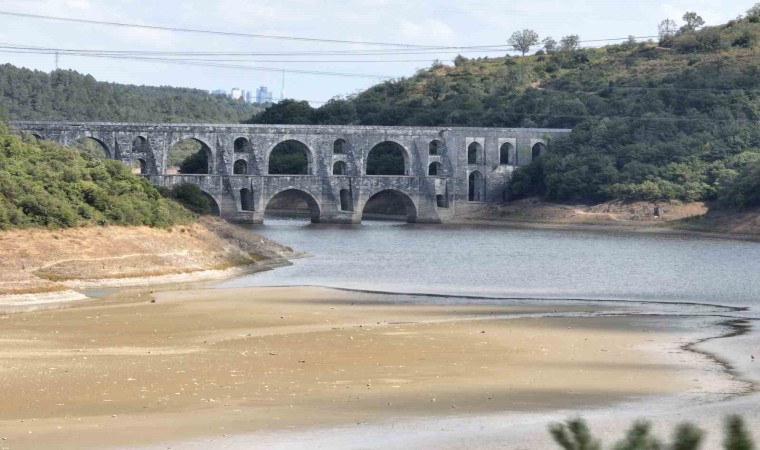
left=10, top=121, right=571, bottom=223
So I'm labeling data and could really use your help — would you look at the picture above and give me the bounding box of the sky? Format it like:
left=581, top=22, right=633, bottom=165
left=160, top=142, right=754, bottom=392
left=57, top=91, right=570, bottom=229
left=0, top=0, right=756, bottom=105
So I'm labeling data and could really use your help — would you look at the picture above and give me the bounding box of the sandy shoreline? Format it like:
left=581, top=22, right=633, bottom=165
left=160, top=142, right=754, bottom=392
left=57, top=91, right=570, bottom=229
left=0, top=259, right=294, bottom=314
left=446, top=217, right=760, bottom=242
left=0, top=218, right=299, bottom=311
left=450, top=199, right=760, bottom=241
left=0, top=285, right=749, bottom=449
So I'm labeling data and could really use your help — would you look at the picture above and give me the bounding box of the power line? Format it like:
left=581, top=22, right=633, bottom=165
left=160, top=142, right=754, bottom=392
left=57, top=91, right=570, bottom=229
left=0, top=10, right=442, bottom=49
left=4, top=46, right=760, bottom=90
left=0, top=49, right=393, bottom=79
left=0, top=10, right=660, bottom=53
left=3, top=42, right=759, bottom=91
left=0, top=35, right=660, bottom=57
left=0, top=37, right=660, bottom=66
left=0, top=44, right=512, bottom=57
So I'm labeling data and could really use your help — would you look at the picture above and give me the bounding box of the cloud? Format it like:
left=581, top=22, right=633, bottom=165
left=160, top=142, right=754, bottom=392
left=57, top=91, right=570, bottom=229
left=397, top=19, right=457, bottom=45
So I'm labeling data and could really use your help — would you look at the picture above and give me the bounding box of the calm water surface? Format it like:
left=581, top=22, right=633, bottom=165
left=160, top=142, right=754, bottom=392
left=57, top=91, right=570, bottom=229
left=216, top=219, right=760, bottom=309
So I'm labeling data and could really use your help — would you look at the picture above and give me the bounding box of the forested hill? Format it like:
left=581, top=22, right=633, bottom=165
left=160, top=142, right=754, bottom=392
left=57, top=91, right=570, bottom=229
left=0, top=64, right=262, bottom=123
left=249, top=6, right=760, bottom=207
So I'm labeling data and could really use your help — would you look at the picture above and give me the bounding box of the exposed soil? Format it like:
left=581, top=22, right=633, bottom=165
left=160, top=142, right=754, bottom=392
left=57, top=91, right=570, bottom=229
left=0, top=217, right=295, bottom=299
left=455, top=198, right=760, bottom=238
left=0, top=286, right=730, bottom=450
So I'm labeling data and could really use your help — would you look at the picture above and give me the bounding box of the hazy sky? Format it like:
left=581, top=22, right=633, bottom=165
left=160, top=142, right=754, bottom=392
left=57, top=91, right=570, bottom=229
left=0, top=0, right=756, bottom=105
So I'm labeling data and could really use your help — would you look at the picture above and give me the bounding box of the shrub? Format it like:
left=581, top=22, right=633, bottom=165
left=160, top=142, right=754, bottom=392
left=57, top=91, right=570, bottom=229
left=0, top=123, right=194, bottom=229
left=164, top=183, right=213, bottom=214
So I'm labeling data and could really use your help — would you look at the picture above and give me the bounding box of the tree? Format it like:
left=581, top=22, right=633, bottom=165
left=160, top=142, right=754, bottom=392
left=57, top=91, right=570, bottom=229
left=312, top=98, right=359, bottom=124
left=747, top=3, right=760, bottom=22
left=424, top=76, right=449, bottom=101
left=724, top=415, right=755, bottom=450
left=621, top=35, right=638, bottom=50
left=681, top=12, right=705, bottom=32
left=168, top=183, right=212, bottom=214
left=658, top=19, right=678, bottom=41
left=670, top=423, right=703, bottom=450
left=178, top=149, right=209, bottom=174
left=508, top=29, right=540, bottom=56
left=549, top=419, right=602, bottom=450
left=453, top=54, right=468, bottom=67
left=613, top=421, right=662, bottom=450
left=542, top=36, right=558, bottom=53
left=246, top=99, right=314, bottom=124
left=560, top=35, right=581, bottom=51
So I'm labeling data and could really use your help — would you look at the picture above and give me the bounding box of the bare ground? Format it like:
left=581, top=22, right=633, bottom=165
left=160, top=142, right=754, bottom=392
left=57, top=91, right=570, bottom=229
left=0, top=286, right=734, bottom=450
left=0, top=217, right=295, bottom=298
left=454, top=198, right=760, bottom=238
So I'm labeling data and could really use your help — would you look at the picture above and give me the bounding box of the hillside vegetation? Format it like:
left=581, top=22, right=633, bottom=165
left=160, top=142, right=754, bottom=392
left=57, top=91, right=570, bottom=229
left=249, top=5, right=760, bottom=208
left=0, top=121, right=194, bottom=229
left=0, top=64, right=262, bottom=123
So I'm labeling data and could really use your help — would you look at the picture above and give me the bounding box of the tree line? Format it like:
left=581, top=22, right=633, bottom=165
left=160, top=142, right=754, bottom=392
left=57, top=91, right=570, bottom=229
left=246, top=4, right=760, bottom=207
left=0, top=64, right=262, bottom=123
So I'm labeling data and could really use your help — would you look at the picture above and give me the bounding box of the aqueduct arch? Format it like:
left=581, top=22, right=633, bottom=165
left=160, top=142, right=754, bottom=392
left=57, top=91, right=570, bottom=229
left=11, top=121, right=570, bottom=224
left=366, top=141, right=409, bottom=176
left=264, top=188, right=322, bottom=223
left=268, top=140, right=313, bottom=175
left=361, top=189, right=418, bottom=223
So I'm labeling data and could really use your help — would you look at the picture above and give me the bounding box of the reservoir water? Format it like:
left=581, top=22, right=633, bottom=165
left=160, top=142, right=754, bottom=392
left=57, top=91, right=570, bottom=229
left=218, top=220, right=760, bottom=309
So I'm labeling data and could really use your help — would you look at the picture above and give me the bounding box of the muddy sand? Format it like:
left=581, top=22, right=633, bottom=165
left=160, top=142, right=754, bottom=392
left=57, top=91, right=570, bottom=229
left=0, top=286, right=741, bottom=449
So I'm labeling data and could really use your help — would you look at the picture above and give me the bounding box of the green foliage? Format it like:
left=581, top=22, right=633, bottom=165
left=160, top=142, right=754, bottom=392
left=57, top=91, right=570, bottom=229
left=549, top=418, right=602, bottom=450
left=244, top=14, right=760, bottom=207
left=0, top=64, right=262, bottom=123
left=0, top=123, right=193, bottom=230
left=543, top=37, right=559, bottom=53
left=549, top=416, right=756, bottom=450
left=268, top=12, right=757, bottom=206
left=178, top=145, right=210, bottom=174
left=366, top=142, right=405, bottom=175
left=613, top=422, right=662, bottom=450
left=268, top=141, right=309, bottom=175
left=508, top=29, right=540, bottom=55
left=718, top=161, right=760, bottom=208
left=71, top=138, right=109, bottom=159
left=168, top=139, right=204, bottom=168
left=681, top=12, right=706, bottom=32
left=248, top=99, right=315, bottom=124
left=659, top=19, right=679, bottom=43
left=162, top=183, right=213, bottom=215
left=247, top=97, right=359, bottom=126
left=724, top=415, right=755, bottom=450
left=671, top=423, right=704, bottom=450
left=312, top=98, right=359, bottom=124
left=747, top=3, right=760, bottom=22
left=560, top=35, right=581, bottom=52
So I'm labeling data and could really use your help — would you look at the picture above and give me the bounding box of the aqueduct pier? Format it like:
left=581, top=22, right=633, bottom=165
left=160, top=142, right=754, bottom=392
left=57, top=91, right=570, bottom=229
left=10, top=121, right=571, bottom=223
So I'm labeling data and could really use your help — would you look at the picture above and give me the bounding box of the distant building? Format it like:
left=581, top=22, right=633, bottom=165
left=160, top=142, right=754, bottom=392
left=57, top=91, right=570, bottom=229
left=256, top=86, right=273, bottom=104
left=211, top=87, right=265, bottom=103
